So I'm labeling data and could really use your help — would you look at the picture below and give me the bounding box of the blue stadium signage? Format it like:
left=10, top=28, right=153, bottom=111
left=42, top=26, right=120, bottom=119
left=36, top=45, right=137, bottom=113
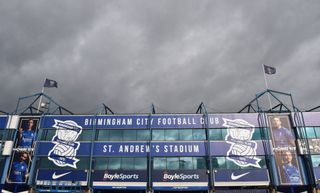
left=210, top=141, right=270, bottom=156
left=153, top=170, right=208, bottom=182
left=40, top=113, right=260, bottom=129
left=35, top=142, right=205, bottom=157
left=92, top=170, right=147, bottom=182
left=152, top=170, right=208, bottom=191
left=294, top=112, right=320, bottom=127
left=36, top=169, right=88, bottom=186
left=214, top=169, right=270, bottom=186
left=94, top=142, right=206, bottom=156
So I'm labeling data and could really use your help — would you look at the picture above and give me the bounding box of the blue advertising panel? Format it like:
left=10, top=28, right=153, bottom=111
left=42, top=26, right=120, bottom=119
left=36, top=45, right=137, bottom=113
left=214, top=169, right=270, bottom=186
left=0, top=115, right=8, bottom=129
left=210, top=141, right=270, bottom=156
left=92, top=170, right=147, bottom=189
left=35, top=142, right=91, bottom=156
left=41, top=115, right=205, bottom=129
left=294, top=112, right=320, bottom=127
left=93, top=142, right=206, bottom=157
left=36, top=169, right=88, bottom=186
left=41, top=114, right=261, bottom=129
left=36, top=142, right=205, bottom=157
left=152, top=170, right=208, bottom=190
left=208, top=113, right=260, bottom=128
left=215, top=190, right=268, bottom=193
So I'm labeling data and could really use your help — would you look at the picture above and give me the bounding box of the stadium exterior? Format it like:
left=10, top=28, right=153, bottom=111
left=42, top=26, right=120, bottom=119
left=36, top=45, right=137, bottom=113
left=0, top=90, right=320, bottom=193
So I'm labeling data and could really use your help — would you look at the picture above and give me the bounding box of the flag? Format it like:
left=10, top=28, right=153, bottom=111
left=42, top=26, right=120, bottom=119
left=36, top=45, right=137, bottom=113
left=264, top=65, right=276, bottom=75
left=44, top=78, right=58, bottom=88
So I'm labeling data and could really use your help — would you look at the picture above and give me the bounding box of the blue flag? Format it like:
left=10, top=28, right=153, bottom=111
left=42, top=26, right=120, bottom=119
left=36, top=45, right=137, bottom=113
left=44, top=78, right=58, bottom=88
left=264, top=65, right=276, bottom=75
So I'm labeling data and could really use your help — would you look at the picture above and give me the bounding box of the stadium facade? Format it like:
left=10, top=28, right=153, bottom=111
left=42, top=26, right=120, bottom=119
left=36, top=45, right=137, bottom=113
left=0, top=90, right=320, bottom=193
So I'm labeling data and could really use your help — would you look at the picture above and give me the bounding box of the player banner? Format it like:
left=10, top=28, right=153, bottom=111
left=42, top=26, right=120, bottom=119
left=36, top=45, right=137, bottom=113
left=4, top=117, right=40, bottom=193
left=268, top=115, right=304, bottom=185
left=214, top=169, right=270, bottom=186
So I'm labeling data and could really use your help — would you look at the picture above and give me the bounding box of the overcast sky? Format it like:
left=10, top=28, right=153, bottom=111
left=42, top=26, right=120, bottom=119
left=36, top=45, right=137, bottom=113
left=0, top=0, right=320, bottom=114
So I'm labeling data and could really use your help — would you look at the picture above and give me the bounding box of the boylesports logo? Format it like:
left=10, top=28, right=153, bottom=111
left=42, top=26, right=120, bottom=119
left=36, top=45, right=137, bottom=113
left=103, top=173, right=139, bottom=180
left=224, top=118, right=261, bottom=168
left=163, top=173, right=199, bottom=181
left=48, top=120, right=82, bottom=169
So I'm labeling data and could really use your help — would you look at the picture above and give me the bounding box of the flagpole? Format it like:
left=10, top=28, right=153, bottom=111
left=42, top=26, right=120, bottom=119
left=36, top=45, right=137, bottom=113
left=262, top=64, right=273, bottom=111
left=36, top=83, right=45, bottom=114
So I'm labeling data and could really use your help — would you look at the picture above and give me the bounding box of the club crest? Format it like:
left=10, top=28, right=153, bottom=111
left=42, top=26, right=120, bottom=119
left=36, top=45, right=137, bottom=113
left=48, top=119, right=82, bottom=168
left=223, top=118, right=261, bottom=168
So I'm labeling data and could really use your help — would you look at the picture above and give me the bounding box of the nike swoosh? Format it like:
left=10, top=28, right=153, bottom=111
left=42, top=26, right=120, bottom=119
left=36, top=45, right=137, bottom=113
left=231, top=172, right=250, bottom=180
left=52, top=172, right=72, bottom=179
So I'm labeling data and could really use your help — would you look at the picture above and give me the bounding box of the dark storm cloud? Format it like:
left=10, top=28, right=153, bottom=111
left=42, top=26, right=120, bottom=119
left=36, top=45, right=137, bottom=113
left=0, top=0, right=320, bottom=114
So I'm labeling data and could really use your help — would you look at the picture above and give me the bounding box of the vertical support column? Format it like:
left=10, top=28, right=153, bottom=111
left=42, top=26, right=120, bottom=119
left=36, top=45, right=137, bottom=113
left=147, top=112, right=153, bottom=193
left=199, top=103, right=214, bottom=192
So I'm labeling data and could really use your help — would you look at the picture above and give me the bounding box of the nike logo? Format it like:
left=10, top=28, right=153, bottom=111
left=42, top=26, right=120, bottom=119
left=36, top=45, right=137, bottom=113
left=231, top=172, right=250, bottom=180
left=52, top=171, right=72, bottom=179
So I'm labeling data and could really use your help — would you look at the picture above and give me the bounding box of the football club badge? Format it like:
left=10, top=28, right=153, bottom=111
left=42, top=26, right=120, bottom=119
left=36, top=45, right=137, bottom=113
left=48, top=120, right=82, bottom=168
left=223, top=118, right=261, bottom=168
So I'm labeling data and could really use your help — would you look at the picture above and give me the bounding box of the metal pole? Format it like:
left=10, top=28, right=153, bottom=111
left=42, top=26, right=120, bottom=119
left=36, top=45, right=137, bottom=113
left=36, top=87, right=45, bottom=113
left=262, top=64, right=272, bottom=110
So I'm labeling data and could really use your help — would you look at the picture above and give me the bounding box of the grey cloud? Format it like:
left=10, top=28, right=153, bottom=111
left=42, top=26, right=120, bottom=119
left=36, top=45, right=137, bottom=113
left=0, top=0, right=320, bottom=114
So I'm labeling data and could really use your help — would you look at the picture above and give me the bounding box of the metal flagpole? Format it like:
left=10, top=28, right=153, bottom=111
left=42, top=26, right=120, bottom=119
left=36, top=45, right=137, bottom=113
left=262, top=64, right=273, bottom=110
left=36, top=82, right=45, bottom=113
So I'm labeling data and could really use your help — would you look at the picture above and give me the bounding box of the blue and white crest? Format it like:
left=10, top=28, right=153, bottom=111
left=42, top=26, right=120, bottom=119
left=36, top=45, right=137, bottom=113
left=48, top=119, right=82, bottom=169
left=223, top=118, right=261, bottom=168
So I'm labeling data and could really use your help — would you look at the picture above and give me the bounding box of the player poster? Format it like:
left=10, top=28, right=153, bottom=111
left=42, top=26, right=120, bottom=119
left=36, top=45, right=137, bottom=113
left=268, top=115, right=303, bottom=185
left=3, top=117, right=39, bottom=192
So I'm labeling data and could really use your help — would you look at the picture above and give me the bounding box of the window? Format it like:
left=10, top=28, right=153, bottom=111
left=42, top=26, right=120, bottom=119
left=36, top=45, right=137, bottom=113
left=94, top=157, right=147, bottom=170
left=165, top=130, right=178, bottom=141
left=0, top=129, right=15, bottom=140
left=153, top=129, right=206, bottom=141
left=77, top=129, right=92, bottom=141
left=179, top=157, right=193, bottom=169
left=209, top=129, right=223, bottom=140
left=109, top=130, right=123, bottom=141
left=179, top=129, right=193, bottom=140
left=123, top=130, right=137, bottom=141
left=193, top=129, right=206, bottom=140
left=154, top=157, right=166, bottom=170
left=315, top=127, right=320, bottom=138
left=152, top=130, right=164, bottom=140
left=153, top=157, right=206, bottom=170
left=95, top=158, right=108, bottom=170
left=122, top=157, right=134, bottom=170
left=167, top=157, right=179, bottom=169
left=108, top=157, right=121, bottom=170
left=137, top=130, right=150, bottom=140
left=97, top=130, right=109, bottom=141
left=311, top=155, right=320, bottom=167
left=135, top=157, right=147, bottom=170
